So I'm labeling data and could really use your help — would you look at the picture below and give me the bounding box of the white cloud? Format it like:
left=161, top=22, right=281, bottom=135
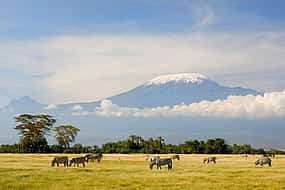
left=92, top=90, right=285, bottom=119
left=1, top=32, right=285, bottom=105
left=72, top=104, right=83, bottom=111
left=44, top=104, right=57, bottom=110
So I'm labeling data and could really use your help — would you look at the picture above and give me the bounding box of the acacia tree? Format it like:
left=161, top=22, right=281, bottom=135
left=127, top=135, right=144, bottom=151
left=54, top=125, right=80, bottom=148
left=14, top=114, right=56, bottom=152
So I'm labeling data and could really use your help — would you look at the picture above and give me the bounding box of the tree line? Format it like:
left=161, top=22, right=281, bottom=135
left=0, top=114, right=284, bottom=155
left=99, top=135, right=284, bottom=155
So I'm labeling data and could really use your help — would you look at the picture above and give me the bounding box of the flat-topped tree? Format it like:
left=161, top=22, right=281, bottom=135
left=54, top=125, right=80, bottom=149
left=14, top=114, right=56, bottom=152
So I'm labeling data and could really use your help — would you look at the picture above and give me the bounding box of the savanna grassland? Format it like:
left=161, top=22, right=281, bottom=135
left=0, top=154, right=285, bottom=190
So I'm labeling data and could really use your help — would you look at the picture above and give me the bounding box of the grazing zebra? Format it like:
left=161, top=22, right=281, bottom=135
left=150, top=158, right=172, bottom=170
left=145, top=155, right=160, bottom=162
left=85, top=153, right=103, bottom=163
left=171, top=155, right=180, bottom=160
left=255, top=157, right=272, bottom=167
left=51, top=156, right=69, bottom=167
left=203, top=156, right=216, bottom=164
left=69, top=157, right=86, bottom=167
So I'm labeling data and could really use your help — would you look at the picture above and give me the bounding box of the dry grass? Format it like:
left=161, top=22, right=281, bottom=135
left=0, top=154, right=285, bottom=190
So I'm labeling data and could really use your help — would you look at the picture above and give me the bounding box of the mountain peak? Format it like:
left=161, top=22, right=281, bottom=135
left=145, top=73, right=208, bottom=86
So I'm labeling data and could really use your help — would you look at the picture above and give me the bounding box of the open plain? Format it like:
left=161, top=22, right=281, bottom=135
left=0, top=154, right=285, bottom=190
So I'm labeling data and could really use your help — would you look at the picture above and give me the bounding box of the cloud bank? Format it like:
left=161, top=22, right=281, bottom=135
left=92, top=90, right=285, bottom=119
left=1, top=32, right=285, bottom=106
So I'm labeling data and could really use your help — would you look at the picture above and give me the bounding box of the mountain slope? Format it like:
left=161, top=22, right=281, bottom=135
left=108, top=73, right=261, bottom=108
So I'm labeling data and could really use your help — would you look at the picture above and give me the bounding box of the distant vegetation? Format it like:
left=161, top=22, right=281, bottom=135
left=1, top=136, right=284, bottom=155
left=0, top=114, right=284, bottom=155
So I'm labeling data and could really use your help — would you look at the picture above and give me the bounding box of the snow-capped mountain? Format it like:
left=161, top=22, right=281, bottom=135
left=1, top=73, right=261, bottom=113
left=108, top=73, right=261, bottom=108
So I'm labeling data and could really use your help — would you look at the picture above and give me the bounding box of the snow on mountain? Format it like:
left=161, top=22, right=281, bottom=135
left=145, top=73, right=208, bottom=86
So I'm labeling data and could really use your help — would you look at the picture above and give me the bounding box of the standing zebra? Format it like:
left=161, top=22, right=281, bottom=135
left=51, top=156, right=69, bottom=167
left=85, top=153, right=103, bottom=163
left=150, top=158, right=172, bottom=170
left=69, top=157, right=86, bottom=167
left=203, top=156, right=216, bottom=164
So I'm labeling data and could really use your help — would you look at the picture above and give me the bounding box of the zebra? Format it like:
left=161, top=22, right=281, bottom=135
left=171, top=154, right=180, bottom=160
left=203, top=156, right=216, bottom=164
left=85, top=153, right=103, bottom=163
left=145, top=155, right=160, bottom=162
left=255, top=157, right=272, bottom=167
left=51, top=156, right=69, bottom=167
left=69, top=157, right=86, bottom=167
left=150, top=158, right=172, bottom=170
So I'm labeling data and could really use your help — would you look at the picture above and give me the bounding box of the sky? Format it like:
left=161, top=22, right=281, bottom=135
left=1, top=0, right=285, bottom=106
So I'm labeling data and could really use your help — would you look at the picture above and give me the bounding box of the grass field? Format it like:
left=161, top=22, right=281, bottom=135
left=0, top=154, right=285, bottom=190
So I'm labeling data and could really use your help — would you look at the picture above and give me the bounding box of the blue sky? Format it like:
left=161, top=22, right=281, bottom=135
left=0, top=0, right=285, bottom=106
left=1, top=0, right=285, bottom=39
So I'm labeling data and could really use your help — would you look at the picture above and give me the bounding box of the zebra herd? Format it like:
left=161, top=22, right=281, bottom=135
left=51, top=153, right=103, bottom=168
left=145, top=154, right=274, bottom=170
left=51, top=153, right=273, bottom=170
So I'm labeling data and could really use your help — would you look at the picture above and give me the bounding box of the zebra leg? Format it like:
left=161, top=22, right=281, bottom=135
left=168, top=164, right=172, bottom=170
